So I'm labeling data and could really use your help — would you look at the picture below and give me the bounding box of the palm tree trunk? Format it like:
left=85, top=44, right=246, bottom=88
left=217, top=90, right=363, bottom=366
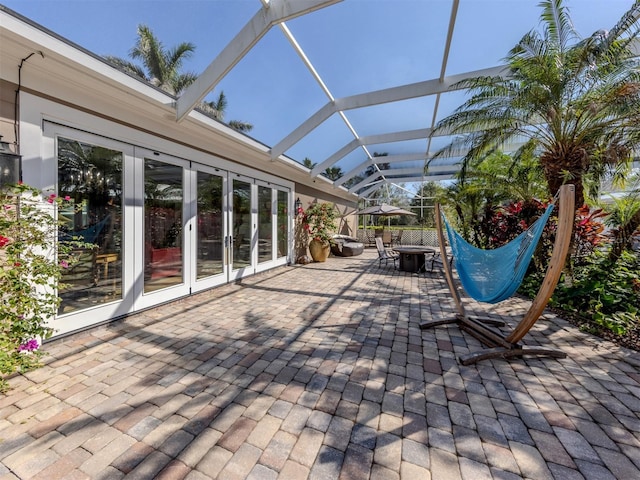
left=540, top=148, right=587, bottom=211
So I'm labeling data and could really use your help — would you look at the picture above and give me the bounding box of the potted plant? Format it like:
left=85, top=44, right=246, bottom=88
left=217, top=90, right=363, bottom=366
left=301, top=202, right=338, bottom=262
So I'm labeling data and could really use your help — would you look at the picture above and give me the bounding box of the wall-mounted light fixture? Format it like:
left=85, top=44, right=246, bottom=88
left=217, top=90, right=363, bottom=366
left=0, top=135, right=21, bottom=189
left=295, top=197, right=303, bottom=215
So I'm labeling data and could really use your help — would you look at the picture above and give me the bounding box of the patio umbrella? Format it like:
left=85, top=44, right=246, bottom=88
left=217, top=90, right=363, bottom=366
left=355, top=204, right=416, bottom=216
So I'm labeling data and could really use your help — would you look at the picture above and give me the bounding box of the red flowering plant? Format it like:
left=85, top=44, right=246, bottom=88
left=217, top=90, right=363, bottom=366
left=0, top=183, right=84, bottom=391
left=482, top=199, right=549, bottom=248
left=301, top=202, right=338, bottom=244
left=572, top=205, right=608, bottom=264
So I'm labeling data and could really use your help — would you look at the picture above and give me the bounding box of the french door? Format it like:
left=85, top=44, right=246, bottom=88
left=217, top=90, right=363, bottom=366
left=52, top=125, right=136, bottom=335
left=191, top=165, right=229, bottom=292
left=134, top=150, right=191, bottom=309
left=50, top=124, right=291, bottom=335
left=229, top=174, right=256, bottom=281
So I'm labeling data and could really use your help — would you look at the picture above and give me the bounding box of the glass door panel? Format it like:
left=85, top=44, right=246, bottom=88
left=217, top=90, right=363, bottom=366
left=144, top=159, right=184, bottom=293
left=57, top=137, right=123, bottom=314
left=277, top=190, right=289, bottom=259
left=258, top=186, right=273, bottom=263
left=196, top=171, right=224, bottom=279
left=232, top=178, right=252, bottom=270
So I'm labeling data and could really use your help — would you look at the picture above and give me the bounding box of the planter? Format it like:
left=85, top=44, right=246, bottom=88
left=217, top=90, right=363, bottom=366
left=309, top=239, right=330, bottom=262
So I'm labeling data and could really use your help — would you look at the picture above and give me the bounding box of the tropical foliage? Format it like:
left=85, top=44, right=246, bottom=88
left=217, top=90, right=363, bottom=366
left=0, top=184, right=87, bottom=392
left=301, top=202, right=338, bottom=244
left=105, top=24, right=197, bottom=96
left=427, top=0, right=640, bottom=344
left=432, top=0, right=640, bottom=210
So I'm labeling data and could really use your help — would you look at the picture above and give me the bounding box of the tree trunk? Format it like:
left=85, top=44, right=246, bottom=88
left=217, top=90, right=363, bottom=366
left=539, top=147, right=587, bottom=211
left=539, top=147, right=587, bottom=279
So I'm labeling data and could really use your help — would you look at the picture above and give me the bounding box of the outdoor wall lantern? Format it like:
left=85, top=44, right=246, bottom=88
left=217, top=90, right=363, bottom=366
left=295, top=197, right=303, bottom=215
left=0, top=135, right=21, bottom=189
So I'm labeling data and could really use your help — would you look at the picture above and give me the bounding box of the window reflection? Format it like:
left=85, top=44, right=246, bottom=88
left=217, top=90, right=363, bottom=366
left=233, top=179, right=251, bottom=269
left=258, top=186, right=272, bottom=263
left=277, top=191, right=288, bottom=258
left=197, top=172, right=224, bottom=278
left=144, top=159, right=183, bottom=292
left=57, top=137, right=123, bottom=314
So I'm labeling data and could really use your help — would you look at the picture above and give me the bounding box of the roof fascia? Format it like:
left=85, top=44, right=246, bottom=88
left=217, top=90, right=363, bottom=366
left=0, top=8, right=171, bottom=104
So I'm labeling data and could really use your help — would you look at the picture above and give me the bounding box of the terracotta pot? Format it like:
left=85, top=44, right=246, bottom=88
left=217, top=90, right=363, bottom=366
left=308, top=239, right=330, bottom=262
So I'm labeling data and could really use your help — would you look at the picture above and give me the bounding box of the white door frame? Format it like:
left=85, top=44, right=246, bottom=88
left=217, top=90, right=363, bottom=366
left=190, top=165, right=229, bottom=292
left=133, top=148, right=192, bottom=311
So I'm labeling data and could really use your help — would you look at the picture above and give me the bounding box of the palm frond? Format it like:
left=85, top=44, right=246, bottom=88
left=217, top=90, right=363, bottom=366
left=540, top=0, right=577, bottom=52
left=228, top=120, right=253, bottom=133
left=103, top=56, right=148, bottom=80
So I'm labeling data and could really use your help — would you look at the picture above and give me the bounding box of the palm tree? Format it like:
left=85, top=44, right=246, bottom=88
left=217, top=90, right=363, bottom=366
left=106, top=26, right=253, bottom=132
left=432, top=0, right=640, bottom=210
left=302, top=157, right=317, bottom=169
left=105, top=25, right=197, bottom=96
left=323, top=166, right=343, bottom=180
left=201, top=92, right=253, bottom=133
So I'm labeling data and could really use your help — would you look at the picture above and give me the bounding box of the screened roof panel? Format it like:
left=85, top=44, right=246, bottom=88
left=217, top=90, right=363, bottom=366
left=1, top=0, right=633, bottom=198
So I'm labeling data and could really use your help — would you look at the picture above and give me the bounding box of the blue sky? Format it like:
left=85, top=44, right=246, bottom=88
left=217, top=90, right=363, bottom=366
left=1, top=0, right=635, bottom=188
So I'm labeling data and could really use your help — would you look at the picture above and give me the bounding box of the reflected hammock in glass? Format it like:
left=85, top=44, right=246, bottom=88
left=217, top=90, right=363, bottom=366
left=421, top=184, right=575, bottom=365
left=443, top=204, right=554, bottom=304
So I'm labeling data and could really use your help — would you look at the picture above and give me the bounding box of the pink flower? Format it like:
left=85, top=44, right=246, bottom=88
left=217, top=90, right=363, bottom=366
left=59, top=260, right=69, bottom=269
left=64, top=196, right=71, bottom=201
left=18, top=339, right=39, bottom=352
left=0, top=235, right=9, bottom=248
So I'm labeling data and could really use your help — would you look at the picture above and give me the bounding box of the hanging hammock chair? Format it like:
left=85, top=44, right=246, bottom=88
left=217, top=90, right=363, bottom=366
left=421, top=184, right=575, bottom=365
left=443, top=204, right=555, bottom=304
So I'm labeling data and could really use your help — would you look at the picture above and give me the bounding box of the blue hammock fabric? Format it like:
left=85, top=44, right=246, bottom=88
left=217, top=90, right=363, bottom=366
left=442, top=204, right=555, bottom=304
left=60, top=215, right=111, bottom=244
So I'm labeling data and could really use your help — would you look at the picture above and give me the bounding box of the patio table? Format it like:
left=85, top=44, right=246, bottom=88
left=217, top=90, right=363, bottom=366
left=393, top=246, right=436, bottom=273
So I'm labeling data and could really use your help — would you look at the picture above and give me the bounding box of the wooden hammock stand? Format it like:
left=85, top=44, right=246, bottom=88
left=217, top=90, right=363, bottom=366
left=421, top=184, right=575, bottom=365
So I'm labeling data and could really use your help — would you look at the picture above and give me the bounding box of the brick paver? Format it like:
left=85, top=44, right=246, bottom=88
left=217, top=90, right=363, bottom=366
left=1, top=250, right=640, bottom=479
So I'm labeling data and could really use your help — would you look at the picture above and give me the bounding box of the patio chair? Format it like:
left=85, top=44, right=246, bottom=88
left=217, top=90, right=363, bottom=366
left=392, top=229, right=403, bottom=246
left=375, top=237, right=398, bottom=268
left=382, top=230, right=392, bottom=247
left=424, top=246, right=452, bottom=273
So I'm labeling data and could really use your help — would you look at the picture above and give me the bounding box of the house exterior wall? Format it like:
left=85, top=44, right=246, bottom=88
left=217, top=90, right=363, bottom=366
left=1, top=8, right=359, bottom=337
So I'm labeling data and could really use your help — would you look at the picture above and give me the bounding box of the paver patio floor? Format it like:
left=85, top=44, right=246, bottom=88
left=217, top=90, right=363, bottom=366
left=1, top=250, right=640, bottom=479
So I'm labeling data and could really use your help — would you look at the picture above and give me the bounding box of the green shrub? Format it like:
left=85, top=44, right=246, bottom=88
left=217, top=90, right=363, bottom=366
left=522, top=249, right=640, bottom=336
left=0, top=184, right=86, bottom=392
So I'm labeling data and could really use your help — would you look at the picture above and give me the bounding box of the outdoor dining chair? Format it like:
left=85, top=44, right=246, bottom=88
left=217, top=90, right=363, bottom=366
left=392, top=229, right=403, bottom=246
left=375, top=237, right=398, bottom=268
